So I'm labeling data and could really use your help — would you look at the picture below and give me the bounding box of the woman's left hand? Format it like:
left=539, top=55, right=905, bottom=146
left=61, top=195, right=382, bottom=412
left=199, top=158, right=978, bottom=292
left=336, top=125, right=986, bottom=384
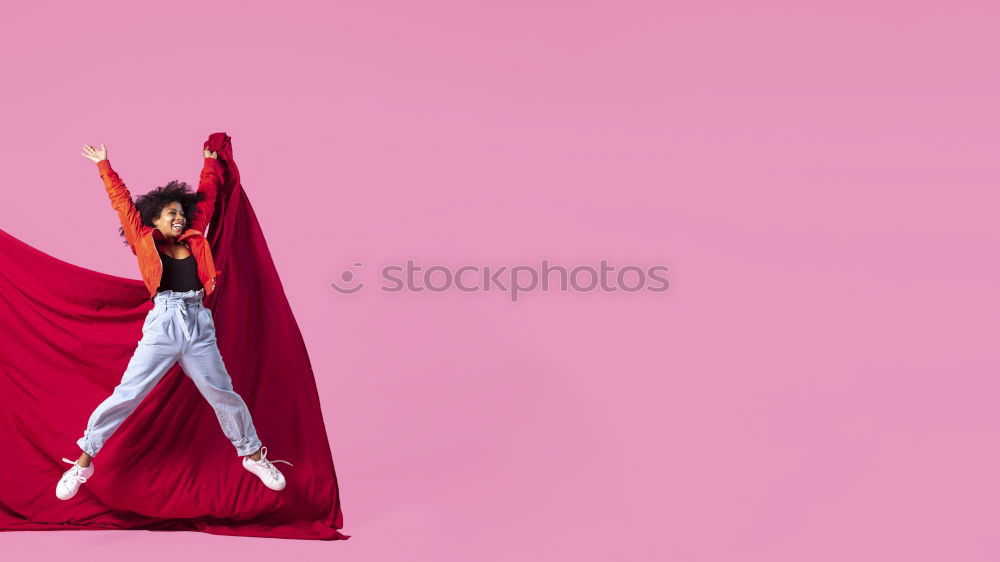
left=203, top=148, right=218, bottom=159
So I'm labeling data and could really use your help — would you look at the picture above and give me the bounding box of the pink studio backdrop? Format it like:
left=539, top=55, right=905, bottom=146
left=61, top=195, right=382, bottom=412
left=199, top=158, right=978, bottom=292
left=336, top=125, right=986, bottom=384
left=2, top=1, right=998, bottom=560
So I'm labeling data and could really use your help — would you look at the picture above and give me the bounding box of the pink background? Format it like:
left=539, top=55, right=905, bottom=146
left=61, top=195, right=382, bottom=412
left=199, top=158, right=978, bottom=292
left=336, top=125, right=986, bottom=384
left=2, top=0, right=998, bottom=560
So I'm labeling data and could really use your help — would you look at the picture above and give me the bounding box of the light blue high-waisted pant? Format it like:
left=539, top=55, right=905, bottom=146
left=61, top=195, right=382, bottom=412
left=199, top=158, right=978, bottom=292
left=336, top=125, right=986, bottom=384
left=77, top=288, right=263, bottom=457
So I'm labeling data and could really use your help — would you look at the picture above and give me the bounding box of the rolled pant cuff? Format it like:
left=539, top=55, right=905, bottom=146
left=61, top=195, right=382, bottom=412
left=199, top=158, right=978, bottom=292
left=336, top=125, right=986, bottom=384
left=234, top=434, right=263, bottom=457
left=76, top=436, right=99, bottom=457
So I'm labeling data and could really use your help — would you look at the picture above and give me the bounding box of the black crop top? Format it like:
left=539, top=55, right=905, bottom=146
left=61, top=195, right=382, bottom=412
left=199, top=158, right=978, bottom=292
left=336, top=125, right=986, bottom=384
left=156, top=251, right=204, bottom=293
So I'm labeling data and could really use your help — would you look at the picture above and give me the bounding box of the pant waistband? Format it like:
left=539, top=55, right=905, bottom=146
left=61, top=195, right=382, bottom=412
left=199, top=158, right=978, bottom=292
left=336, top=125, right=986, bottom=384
left=152, top=288, right=205, bottom=308
left=151, top=289, right=206, bottom=342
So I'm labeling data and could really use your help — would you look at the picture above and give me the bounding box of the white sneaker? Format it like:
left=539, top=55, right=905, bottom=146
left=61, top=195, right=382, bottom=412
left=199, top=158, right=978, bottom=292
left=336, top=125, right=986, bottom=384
left=242, top=446, right=293, bottom=491
left=56, top=457, right=94, bottom=500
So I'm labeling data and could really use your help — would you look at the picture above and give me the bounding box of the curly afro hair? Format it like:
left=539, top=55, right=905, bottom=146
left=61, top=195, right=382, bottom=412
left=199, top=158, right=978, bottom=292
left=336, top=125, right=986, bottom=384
left=117, top=180, right=206, bottom=246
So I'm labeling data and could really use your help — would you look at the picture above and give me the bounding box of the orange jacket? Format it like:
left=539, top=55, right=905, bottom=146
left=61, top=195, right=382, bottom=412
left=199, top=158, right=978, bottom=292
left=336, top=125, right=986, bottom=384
left=97, top=158, right=224, bottom=299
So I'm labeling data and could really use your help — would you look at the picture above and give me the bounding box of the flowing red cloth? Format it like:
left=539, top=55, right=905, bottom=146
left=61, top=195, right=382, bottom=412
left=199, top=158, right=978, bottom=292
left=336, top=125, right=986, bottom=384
left=0, top=133, right=349, bottom=540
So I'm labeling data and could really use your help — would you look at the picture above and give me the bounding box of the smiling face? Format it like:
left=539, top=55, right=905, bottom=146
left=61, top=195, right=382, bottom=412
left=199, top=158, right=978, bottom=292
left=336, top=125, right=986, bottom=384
left=153, top=201, right=186, bottom=239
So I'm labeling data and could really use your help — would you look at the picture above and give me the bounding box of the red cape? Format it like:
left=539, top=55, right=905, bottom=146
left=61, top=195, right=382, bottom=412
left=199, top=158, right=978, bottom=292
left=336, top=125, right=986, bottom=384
left=0, top=133, right=349, bottom=540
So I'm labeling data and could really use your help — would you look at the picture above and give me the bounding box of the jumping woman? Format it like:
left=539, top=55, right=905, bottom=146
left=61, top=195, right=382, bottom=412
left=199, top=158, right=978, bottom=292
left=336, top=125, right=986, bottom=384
left=55, top=142, right=291, bottom=500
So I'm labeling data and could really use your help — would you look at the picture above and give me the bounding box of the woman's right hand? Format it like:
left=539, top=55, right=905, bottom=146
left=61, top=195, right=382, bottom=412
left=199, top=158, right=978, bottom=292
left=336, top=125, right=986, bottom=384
left=82, top=142, right=107, bottom=163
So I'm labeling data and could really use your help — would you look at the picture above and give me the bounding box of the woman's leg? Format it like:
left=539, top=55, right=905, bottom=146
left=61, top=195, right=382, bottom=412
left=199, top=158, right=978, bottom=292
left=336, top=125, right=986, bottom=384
left=76, top=306, right=181, bottom=458
left=177, top=306, right=263, bottom=457
left=76, top=451, right=93, bottom=467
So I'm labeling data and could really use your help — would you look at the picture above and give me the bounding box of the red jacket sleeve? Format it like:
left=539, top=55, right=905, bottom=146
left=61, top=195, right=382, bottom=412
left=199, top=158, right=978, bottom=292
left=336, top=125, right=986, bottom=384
left=191, top=157, right=223, bottom=234
left=97, top=159, right=143, bottom=254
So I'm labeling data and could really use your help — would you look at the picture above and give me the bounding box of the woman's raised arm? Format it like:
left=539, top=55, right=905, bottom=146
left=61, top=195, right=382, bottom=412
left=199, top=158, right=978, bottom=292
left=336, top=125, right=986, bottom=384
left=190, top=148, right=222, bottom=234
left=82, top=142, right=145, bottom=254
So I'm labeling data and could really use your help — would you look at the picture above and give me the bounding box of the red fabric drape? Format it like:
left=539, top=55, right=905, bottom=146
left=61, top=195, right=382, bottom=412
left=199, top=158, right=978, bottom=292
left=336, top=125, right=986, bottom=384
left=0, top=133, right=349, bottom=540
